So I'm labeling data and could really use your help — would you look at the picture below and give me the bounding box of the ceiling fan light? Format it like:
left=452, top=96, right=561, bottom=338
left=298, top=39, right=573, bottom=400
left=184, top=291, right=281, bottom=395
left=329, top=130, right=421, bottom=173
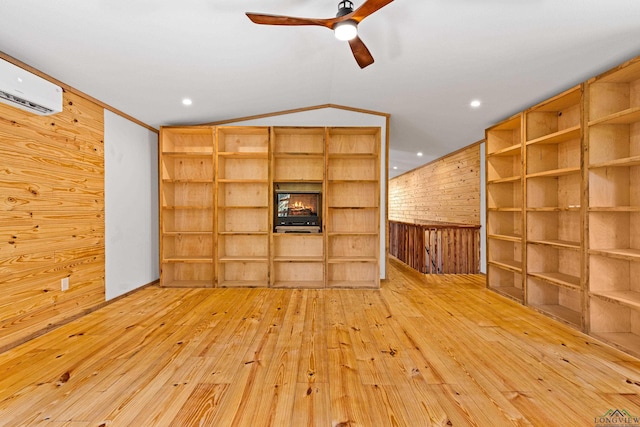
left=334, top=20, right=358, bottom=41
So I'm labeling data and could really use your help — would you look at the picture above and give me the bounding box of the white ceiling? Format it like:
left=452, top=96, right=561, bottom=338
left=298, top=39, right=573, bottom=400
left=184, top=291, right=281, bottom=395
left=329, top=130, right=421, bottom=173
left=1, top=0, right=640, bottom=178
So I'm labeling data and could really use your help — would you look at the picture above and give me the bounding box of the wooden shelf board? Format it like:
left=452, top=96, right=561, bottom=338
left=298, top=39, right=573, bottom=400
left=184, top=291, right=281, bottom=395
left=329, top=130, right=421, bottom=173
left=526, top=125, right=581, bottom=146
left=274, top=152, right=324, bottom=158
left=327, top=232, right=378, bottom=236
left=164, top=230, right=213, bottom=234
left=591, top=290, right=640, bottom=311
left=526, top=167, right=580, bottom=179
left=272, top=281, right=325, bottom=289
left=327, top=257, right=377, bottom=263
left=217, top=205, right=268, bottom=209
left=218, top=256, right=269, bottom=262
left=328, top=153, right=377, bottom=159
left=162, top=279, right=213, bottom=288
left=589, top=206, right=640, bottom=212
left=162, top=256, right=214, bottom=263
left=217, top=152, right=268, bottom=159
left=328, top=206, right=378, bottom=210
left=328, top=205, right=379, bottom=209
left=328, top=179, right=377, bottom=184
left=530, top=87, right=581, bottom=111
left=590, top=332, right=640, bottom=359
left=589, top=155, right=640, bottom=169
left=589, top=248, right=640, bottom=261
left=273, top=178, right=323, bottom=183
left=530, top=304, right=581, bottom=327
left=488, top=207, right=522, bottom=213
left=218, top=233, right=269, bottom=238
left=218, top=280, right=268, bottom=288
left=489, top=286, right=524, bottom=302
left=527, top=271, right=581, bottom=289
left=488, top=259, right=522, bottom=272
left=273, top=232, right=323, bottom=237
left=527, top=206, right=581, bottom=212
left=527, top=239, right=580, bottom=249
left=273, top=256, right=324, bottom=262
left=487, top=175, right=521, bottom=184
left=487, top=233, right=522, bottom=242
left=488, top=116, right=521, bottom=131
left=163, top=231, right=213, bottom=236
left=588, top=106, right=640, bottom=126
left=328, top=281, right=378, bottom=289
left=162, top=151, right=213, bottom=156
left=487, top=144, right=521, bottom=157
left=217, top=179, right=269, bottom=184
left=162, top=206, right=212, bottom=210
left=162, top=179, right=213, bottom=183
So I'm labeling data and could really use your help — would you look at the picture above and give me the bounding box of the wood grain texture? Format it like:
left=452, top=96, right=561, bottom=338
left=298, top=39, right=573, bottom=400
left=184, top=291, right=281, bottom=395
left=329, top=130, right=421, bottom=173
left=389, top=143, right=481, bottom=225
left=0, top=91, right=105, bottom=351
left=1, top=258, right=639, bottom=425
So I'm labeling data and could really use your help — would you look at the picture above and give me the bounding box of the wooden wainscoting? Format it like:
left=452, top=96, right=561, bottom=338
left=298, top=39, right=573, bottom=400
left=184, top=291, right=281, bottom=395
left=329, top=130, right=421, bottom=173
left=0, top=258, right=639, bottom=426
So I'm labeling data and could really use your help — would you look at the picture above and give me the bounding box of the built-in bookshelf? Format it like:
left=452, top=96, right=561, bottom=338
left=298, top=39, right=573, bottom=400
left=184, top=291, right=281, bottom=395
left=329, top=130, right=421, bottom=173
left=160, top=125, right=382, bottom=289
left=271, top=127, right=325, bottom=288
left=525, top=86, right=583, bottom=328
left=159, top=126, right=215, bottom=287
left=486, top=114, right=524, bottom=302
left=484, top=54, right=640, bottom=358
left=586, top=57, right=640, bottom=356
left=216, top=127, right=270, bottom=288
left=326, top=127, right=381, bottom=288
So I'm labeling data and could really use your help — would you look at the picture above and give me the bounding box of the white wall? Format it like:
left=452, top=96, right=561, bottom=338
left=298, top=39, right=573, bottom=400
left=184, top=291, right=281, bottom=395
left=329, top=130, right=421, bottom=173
left=104, top=111, right=159, bottom=300
left=227, top=107, right=388, bottom=279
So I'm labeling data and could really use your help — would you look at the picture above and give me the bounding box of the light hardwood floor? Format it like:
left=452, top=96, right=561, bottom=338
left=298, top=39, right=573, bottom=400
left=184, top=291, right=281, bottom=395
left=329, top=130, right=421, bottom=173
left=1, top=258, right=640, bottom=426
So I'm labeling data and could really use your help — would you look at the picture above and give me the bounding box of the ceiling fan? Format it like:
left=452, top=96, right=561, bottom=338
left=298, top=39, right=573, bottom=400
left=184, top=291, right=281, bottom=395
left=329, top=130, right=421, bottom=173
left=246, top=0, right=394, bottom=69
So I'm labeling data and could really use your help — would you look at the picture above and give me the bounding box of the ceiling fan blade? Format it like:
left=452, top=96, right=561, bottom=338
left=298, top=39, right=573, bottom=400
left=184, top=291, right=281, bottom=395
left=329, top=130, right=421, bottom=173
left=351, top=0, right=394, bottom=23
left=348, top=36, right=375, bottom=69
left=246, top=12, right=336, bottom=29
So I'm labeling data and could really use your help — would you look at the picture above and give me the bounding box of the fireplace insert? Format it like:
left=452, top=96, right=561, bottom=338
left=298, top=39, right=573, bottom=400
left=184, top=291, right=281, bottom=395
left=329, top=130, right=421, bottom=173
left=274, top=190, right=321, bottom=230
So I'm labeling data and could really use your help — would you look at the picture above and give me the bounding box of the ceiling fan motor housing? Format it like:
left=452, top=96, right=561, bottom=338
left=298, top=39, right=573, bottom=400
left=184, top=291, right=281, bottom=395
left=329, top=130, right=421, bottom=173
left=337, top=0, right=355, bottom=17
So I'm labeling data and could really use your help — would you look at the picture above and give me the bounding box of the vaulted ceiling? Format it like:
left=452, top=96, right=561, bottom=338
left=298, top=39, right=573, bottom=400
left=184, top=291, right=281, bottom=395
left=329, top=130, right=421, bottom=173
left=1, top=0, right=639, bottom=177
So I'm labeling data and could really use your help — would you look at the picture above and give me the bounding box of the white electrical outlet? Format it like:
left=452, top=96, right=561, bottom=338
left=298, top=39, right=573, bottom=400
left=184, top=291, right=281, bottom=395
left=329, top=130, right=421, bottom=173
left=61, top=277, right=69, bottom=291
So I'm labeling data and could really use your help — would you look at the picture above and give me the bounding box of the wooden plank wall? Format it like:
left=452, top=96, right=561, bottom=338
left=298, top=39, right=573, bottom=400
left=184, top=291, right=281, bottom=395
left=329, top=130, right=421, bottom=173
left=388, top=143, right=481, bottom=225
left=0, top=91, right=105, bottom=351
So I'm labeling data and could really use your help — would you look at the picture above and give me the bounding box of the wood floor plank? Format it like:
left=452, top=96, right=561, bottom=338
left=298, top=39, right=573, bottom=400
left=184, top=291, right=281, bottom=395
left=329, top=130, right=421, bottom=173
left=296, top=289, right=328, bottom=384
left=204, top=290, right=291, bottom=426
left=291, top=382, right=331, bottom=427
left=1, top=258, right=640, bottom=426
left=169, top=383, right=229, bottom=427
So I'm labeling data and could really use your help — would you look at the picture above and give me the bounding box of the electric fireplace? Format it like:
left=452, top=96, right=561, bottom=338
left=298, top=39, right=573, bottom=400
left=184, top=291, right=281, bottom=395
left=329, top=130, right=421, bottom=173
left=274, top=190, right=321, bottom=231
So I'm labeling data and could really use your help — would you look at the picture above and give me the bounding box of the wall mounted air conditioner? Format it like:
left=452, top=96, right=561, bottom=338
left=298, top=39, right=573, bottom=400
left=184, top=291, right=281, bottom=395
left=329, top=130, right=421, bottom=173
left=0, top=58, right=63, bottom=115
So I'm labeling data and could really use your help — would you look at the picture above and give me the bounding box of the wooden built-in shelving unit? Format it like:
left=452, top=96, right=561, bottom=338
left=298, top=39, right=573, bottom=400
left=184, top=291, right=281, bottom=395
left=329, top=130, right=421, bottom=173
left=485, top=54, right=640, bottom=358
left=525, top=86, right=583, bottom=328
left=216, top=127, right=270, bottom=288
left=586, top=57, right=640, bottom=355
left=486, top=115, right=524, bottom=302
left=160, top=127, right=216, bottom=287
left=326, top=128, right=381, bottom=288
left=270, top=127, right=326, bottom=288
left=160, top=125, right=381, bottom=289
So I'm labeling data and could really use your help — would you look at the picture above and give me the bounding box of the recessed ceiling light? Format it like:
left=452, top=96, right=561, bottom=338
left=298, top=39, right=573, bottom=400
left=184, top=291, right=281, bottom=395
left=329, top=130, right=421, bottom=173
left=417, top=152, right=423, bottom=157
left=182, top=98, right=193, bottom=106
left=393, top=166, right=398, bottom=170
left=470, top=99, right=481, bottom=108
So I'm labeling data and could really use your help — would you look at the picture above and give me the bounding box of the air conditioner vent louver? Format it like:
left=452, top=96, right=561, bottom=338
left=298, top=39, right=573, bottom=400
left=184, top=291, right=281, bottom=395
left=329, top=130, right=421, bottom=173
left=0, top=90, right=55, bottom=114
left=0, top=59, right=63, bottom=116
